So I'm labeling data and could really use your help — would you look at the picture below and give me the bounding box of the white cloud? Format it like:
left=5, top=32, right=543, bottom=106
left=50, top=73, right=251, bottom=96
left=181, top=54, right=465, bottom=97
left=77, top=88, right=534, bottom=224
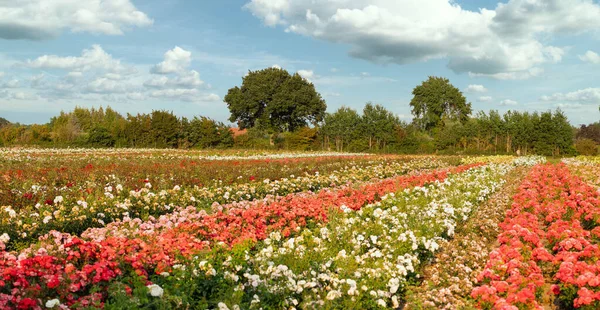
left=144, top=70, right=204, bottom=89
left=541, top=88, right=600, bottom=103
left=126, top=92, right=146, bottom=101
left=245, top=0, right=600, bottom=78
left=0, top=0, right=152, bottom=40
left=171, top=70, right=204, bottom=88
left=465, top=84, right=487, bottom=93
left=11, top=91, right=39, bottom=100
left=272, top=64, right=282, bottom=69
left=500, top=99, right=518, bottom=106
left=469, top=67, right=544, bottom=80
left=150, top=89, right=220, bottom=102
left=0, top=72, right=4, bottom=78
left=478, top=96, right=493, bottom=102
left=26, top=45, right=132, bottom=73
left=1, top=79, right=19, bottom=88
left=555, top=103, right=584, bottom=109
left=14, top=45, right=216, bottom=105
left=297, top=69, right=315, bottom=81
left=86, top=77, right=130, bottom=94
left=144, top=76, right=169, bottom=88
left=579, top=50, right=600, bottom=64
left=29, top=74, right=46, bottom=88
left=0, top=90, right=39, bottom=100
left=150, top=46, right=192, bottom=74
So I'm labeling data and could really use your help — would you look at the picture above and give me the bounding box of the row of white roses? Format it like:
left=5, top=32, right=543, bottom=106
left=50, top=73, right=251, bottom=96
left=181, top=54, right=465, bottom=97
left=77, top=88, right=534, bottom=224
left=173, top=162, right=516, bottom=309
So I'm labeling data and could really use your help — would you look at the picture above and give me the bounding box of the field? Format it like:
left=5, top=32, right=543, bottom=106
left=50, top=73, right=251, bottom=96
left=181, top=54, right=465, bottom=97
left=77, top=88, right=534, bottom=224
left=2, top=149, right=600, bottom=309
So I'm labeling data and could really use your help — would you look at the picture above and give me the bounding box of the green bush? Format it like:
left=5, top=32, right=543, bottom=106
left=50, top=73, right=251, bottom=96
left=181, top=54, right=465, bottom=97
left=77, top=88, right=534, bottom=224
left=576, top=138, right=598, bottom=156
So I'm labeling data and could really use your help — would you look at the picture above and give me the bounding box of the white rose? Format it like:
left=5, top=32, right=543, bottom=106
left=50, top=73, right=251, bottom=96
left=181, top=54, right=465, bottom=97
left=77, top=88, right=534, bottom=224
left=147, top=284, right=164, bottom=297
left=53, top=196, right=63, bottom=204
left=218, top=302, right=230, bottom=310
left=45, top=299, right=60, bottom=308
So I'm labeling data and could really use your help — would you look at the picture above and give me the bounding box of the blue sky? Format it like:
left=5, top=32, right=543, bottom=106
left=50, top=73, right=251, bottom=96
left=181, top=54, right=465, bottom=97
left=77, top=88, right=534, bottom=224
left=1, top=0, right=600, bottom=126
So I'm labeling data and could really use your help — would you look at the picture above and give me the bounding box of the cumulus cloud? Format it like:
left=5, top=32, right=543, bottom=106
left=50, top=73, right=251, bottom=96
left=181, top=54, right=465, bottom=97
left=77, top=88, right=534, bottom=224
left=29, top=74, right=46, bottom=88
left=541, top=88, right=600, bottom=103
left=244, top=0, right=600, bottom=78
left=85, top=77, right=130, bottom=94
left=150, top=89, right=220, bottom=102
left=0, top=0, right=152, bottom=40
left=14, top=45, right=216, bottom=104
left=144, top=70, right=204, bottom=89
left=478, top=96, right=493, bottom=102
left=579, top=50, right=600, bottom=64
left=469, top=67, right=544, bottom=80
left=26, top=45, right=133, bottom=73
left=297, top=69, right=315, bottom=81
left=500, top=99, right=518, bottom=106
left=0, top=79, right=19, bottom=88
left=465, top=84, right=487, bottom=93
left=555, top=103, right=584, bottom=109
left=0, top=90, right=39, bottom=100
left=150, top=46, right=192, bottom=74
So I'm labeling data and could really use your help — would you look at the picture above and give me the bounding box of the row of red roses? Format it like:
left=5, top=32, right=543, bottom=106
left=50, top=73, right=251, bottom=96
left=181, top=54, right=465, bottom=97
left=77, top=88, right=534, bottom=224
left=472, top=163, right=600, bottom=309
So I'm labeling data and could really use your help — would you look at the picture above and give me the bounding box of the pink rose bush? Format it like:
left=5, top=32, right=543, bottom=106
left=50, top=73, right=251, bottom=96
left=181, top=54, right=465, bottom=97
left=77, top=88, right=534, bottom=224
left=472, top=163, right=600, bottom=309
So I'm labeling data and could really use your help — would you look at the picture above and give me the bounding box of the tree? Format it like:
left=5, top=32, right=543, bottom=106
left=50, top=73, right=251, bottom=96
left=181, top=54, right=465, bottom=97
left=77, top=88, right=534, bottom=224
left=410, top=76, right=472, bottom=131
left=150, top=110, right=179, bottom=148
left=188, top=116, right=220, bottom=148
left=224, top=67, right=327, bottom=133
left=88, top=126, right=116, bottom=147
left=0, top=117, right=11, bottom=128
left=360, top=103, right=400, bottom=150
left=321, top=107, right=361, bottom=152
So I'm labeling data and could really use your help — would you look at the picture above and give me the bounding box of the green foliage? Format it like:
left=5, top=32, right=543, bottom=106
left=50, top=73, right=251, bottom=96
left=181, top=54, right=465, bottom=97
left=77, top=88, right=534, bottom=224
left=321, top=106, right=361, bottom=152
left=0, top=117, right=10, bottom=128
left=577, top=122, right=600, bottom=143
left=87, top=126, right=116, bottom=147
left=151, top=110, right=180, bottom=148
left=410, top=76, right=472, bottom=131
left=224, top=67, right=327, bottom=132
left=576, top=138, right=598, bottom=156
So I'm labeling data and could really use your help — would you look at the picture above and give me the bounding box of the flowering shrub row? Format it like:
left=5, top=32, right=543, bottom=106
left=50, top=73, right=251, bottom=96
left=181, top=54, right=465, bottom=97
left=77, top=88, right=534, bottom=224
left=2, top=157, right=449, bottom=249
left=0, top=164, right=480, bottom=309
left=472, top=163, right=600, bottom=309
left=182, top=163, right=510, bottom=309
left=406, top=166, right=530, bottom=309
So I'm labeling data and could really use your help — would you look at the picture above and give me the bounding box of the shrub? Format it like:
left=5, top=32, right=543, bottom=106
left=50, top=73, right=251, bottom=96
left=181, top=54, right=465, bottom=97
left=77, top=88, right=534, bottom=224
left=575, top=138, right=598, bottom=156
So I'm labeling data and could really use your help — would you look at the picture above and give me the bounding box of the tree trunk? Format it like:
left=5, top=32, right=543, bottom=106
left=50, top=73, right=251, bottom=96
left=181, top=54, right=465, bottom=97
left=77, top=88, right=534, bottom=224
left=495, top=135, right=498, bottom=154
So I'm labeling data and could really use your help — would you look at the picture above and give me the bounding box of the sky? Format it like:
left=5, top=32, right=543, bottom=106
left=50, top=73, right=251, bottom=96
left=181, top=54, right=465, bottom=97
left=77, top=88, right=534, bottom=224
left=1, top=0, right=600, bottom=126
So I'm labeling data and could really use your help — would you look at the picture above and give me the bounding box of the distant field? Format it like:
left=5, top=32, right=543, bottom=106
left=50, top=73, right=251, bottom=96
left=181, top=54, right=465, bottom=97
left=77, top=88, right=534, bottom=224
left=1, top=149, right=599, bottom=309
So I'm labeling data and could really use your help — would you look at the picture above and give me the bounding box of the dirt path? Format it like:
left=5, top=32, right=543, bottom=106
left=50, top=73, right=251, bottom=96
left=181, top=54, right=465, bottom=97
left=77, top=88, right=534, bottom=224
left=404, top=167, right=530, bottom=310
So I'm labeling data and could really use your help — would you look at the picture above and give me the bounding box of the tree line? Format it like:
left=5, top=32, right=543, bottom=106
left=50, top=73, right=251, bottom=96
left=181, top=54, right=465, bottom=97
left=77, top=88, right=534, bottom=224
left=0, top=107, right=234, bottom=149
left=0, top=68, right=596, bottom=156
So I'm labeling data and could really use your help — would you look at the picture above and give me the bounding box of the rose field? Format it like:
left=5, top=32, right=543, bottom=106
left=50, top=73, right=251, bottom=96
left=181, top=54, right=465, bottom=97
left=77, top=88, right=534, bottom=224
left=4, top=149, right=600, bottom=309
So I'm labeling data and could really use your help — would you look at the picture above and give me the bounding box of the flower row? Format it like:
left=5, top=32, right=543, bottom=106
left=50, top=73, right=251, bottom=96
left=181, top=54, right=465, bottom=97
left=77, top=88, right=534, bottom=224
left=472, top=163, right=600, bottom=309
left=0, top=164, right=480, bottom=309
left=405, top=165, right=530, bottom=309
left=1, top=157, right=448, bottom=249
left=166, top=163, right=511, bottom=309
